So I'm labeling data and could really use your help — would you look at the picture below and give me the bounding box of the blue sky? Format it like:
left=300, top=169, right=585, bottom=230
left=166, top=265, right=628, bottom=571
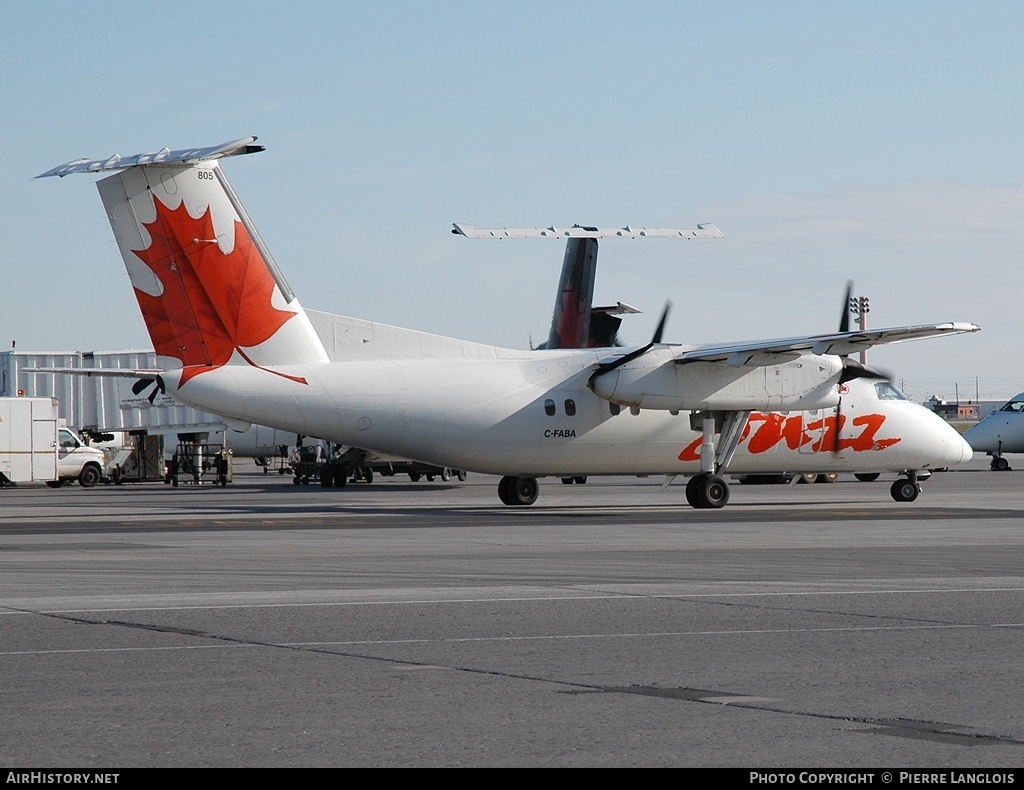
left=3, top=1, right=1023, bottom=400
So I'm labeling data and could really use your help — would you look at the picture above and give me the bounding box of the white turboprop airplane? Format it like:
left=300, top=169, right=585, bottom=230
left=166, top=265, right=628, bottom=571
left=38, top=137, right=979, bottom=508
left=962, top=393, right=1024, bottom=470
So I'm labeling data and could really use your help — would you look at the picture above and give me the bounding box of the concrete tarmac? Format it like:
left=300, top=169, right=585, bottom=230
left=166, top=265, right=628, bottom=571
left=1, top=459, right=1023, bottom=767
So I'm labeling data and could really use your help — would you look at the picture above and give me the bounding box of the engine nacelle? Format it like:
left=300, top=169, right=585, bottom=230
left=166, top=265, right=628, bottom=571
left=589, top=349, right=844, bottom=411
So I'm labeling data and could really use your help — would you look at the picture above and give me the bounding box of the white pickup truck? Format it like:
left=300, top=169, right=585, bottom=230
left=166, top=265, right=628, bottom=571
left=52, top=424, right=106, bottom=487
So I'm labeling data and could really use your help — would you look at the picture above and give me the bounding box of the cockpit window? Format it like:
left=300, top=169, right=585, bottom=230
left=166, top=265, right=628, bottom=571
left=874, top=382, right=908, bottom=401
left=999, top=399, right=1024, bottom=413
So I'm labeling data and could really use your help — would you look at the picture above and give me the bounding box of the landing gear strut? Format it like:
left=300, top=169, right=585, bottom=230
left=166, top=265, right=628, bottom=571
left=683, top=410, right=750, bottom=509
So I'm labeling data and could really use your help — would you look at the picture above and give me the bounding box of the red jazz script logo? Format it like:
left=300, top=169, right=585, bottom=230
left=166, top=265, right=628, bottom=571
left=678, top=412, right=901, bottom=461
left=132, top=199, right=296, bottom=385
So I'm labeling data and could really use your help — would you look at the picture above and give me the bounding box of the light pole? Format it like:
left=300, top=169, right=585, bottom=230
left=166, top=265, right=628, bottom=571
left=849, top=294, right=870, bottom=365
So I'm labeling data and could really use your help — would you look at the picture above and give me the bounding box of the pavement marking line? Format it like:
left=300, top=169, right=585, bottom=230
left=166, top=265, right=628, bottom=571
left=2, top=621, right=1023, bottom=657
left=2, top=584, right=1024, bottom=615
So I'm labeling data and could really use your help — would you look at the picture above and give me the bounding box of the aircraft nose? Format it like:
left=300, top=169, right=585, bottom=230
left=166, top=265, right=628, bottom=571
left=919, top=409, right=973, bottom=467
left=962, top=420, right=996, bottom=453
left=949, top=429, right=973, bottom=465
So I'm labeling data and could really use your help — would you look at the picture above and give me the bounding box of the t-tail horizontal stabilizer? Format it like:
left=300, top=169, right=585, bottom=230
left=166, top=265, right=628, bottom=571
left=456, top=223, right=717, bottom=349
left=452, top=223, right=723, bottom=239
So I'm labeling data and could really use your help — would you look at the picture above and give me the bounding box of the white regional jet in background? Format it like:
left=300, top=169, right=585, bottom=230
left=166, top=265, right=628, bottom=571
left=38, top=137, right=979, bottom=509
left=963, top=393, right=1024, bottom=470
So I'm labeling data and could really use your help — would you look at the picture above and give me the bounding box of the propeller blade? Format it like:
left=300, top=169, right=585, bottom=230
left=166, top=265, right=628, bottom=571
left=838, top=357, right=890, bottom=384
left=592, top=342, right=654, bottom=376
left=146, top=374, right=166, bottom=404
left=591, top=301, right=672, bottom=377
left=651, top=300, right=671, bottom=345
left=839, top=280, right=853, bottom=334
left=833, top=399, right=841, bottom=454
left=131, top=378, right=152, bottom=395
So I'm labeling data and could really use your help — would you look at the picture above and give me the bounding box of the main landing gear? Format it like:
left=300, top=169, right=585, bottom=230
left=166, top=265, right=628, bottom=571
left=681, top=410, right=750, bottom=510
left=497, top=475, right=539, bottom=506
left=685, top=472, right=730, bottom=509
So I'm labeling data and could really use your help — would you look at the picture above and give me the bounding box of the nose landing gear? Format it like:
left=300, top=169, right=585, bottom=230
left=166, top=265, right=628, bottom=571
left=890, top=472, right=921, bottom=502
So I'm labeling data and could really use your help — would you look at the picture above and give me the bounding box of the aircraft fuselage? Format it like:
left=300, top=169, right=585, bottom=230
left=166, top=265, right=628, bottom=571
left=164, top=351, right=969, bottom=477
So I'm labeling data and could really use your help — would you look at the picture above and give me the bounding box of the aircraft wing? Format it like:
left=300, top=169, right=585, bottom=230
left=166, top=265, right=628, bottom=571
left=677, top=322, right=981, bottom=367
left=452, top=223, right=723, bottom=239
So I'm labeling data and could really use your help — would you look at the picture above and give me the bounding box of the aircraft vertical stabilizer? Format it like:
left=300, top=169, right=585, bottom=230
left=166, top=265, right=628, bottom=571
left=43, top=138, right=329, bottom=381
left=545, top=238, right=598, bottom=349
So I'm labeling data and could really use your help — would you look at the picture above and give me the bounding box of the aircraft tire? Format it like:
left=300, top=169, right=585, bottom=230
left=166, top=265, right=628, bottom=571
left=320, top=466, right=334, bottom=488
left=440, top=468, right=452, bottom=482
left=890, top=478, right=920, bottom=502
left=995, top=457, right=1011, bottom=471
left=573, top=476, right=587, bottom=485
left=457, top=470, right=467, bottom=481
left=509, top=476, right=538, bottom=505
left=701, top=474, right=729, bottom=508
left=854, top=472, right=881, bottom=482
left=685, top=472, right=729, bottom=509
left=498, top=475, right=537, bottom=506
left=684, top=474, right=703, bottom=507
left=497, top=475, right=514, bottom=505
left=561, top=477, right=574, bottom=485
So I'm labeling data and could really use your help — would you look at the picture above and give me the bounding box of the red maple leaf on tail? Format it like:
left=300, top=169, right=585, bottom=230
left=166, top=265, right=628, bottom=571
left=131, top=199, right=295, bottom=384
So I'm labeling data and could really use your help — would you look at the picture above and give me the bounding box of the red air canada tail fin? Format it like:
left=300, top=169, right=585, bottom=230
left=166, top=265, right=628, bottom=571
left=40, top=138, right=328, bottom=384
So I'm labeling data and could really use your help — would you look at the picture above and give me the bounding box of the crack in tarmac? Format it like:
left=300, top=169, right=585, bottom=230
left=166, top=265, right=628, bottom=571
left=22, top=607, right=1024, bottom=750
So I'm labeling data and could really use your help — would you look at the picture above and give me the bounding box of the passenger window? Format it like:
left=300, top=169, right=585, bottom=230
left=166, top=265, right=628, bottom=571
left=564, top=399, right=576, bottom=416
left=544, top=399, right=556, bottom=416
